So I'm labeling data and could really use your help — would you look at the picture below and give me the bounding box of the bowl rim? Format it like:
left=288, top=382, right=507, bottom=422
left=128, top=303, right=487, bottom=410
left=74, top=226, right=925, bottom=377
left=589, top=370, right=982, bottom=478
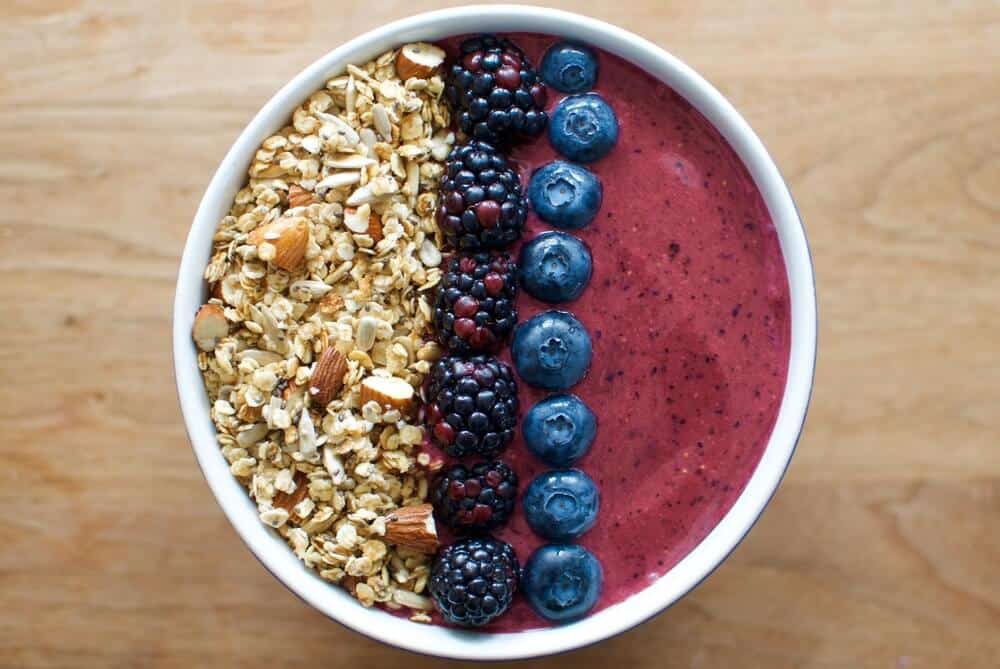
left=173, top=4, right=817, bottom=661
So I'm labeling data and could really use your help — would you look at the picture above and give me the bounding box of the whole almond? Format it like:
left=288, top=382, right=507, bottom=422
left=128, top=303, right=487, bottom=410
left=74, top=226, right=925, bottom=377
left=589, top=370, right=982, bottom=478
left=192, top=303, right=229, bottom=351
left=288, top=184, right=317, bottom=208
left=248, top=217, right=309, bottom=272
left=236, top=402, right=262, bottom=422
left=395, top=43, right=445, bottom=80
left=272, top=471, right=309, bottom=515
left=382, top=503, right=438, bottom=553
left=360, top=376, right=415, bottom=414
left=341, top=575, right=359, bottom=595
left=309, top=347, right=348, bottom=407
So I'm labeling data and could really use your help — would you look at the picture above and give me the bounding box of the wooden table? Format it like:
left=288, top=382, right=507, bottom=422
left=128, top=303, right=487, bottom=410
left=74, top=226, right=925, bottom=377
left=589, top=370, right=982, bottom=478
left=2, top=1, right=997, bottom=667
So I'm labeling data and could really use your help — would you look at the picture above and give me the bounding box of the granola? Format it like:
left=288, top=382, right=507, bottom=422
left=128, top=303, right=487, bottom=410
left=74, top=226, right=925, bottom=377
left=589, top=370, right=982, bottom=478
left=194, top=45, right=454, bottom=618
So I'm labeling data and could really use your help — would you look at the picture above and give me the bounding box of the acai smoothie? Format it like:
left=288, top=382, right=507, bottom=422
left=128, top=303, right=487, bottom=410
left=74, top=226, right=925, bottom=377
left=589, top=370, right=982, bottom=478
left=429, top=33, right=790, bottom=631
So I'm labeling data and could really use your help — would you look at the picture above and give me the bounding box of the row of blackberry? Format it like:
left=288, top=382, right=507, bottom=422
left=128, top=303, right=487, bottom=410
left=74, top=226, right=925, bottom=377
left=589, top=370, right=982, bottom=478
left=445, top=35, right=548, bottom=147
left=427, top=35, right=550, bottom=627
left=434, top=252, right=518, bottom=355
left=436, top=141, right=527, bottom=252
left=437, top=35, right=547, bottom=252
left=428, top=35, right=542, bottom=462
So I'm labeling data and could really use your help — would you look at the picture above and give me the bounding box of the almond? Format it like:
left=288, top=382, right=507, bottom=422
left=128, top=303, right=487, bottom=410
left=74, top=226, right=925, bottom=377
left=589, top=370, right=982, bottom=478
left=288, top=184, right=317, bottom=208
left=341, top=575, right=359, bottom=595
left=392, top=589, right=434, bottom=611
left=192, top=303, right=229, bottom=351
left=272, top=471, right=309, bottom=514
left=309, top=347, right=348, bottom=407
left=344, top=205, right=371, bottom=234
left=395, top=42, right=445, bottom=80
left=248, top=216, right=309, bottom=272
left=236, top=402, right=262, bottom=422
left=382, top=503, right=438, bottom=554
left=367, top=212, right=383, bottom=242
left=360, top=376, right=415, bottom=414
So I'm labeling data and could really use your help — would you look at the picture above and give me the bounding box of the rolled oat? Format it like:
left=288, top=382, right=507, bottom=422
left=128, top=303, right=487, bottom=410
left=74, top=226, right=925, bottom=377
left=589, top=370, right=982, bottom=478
left=195, top=45, right=453, bottom=614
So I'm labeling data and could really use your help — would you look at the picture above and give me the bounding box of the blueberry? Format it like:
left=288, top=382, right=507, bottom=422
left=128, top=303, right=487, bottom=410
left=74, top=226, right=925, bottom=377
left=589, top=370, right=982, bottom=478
left=512, top=311, right=592, bottom=390
left=523, top=544, right=603, bottom=622
left=523, top=469, right=599, bottom=541
left=519, top=232, right=593, bottom=303
left=528, top=161, right=602, bottom=230
left=540, top=42, right=598, bottom=93
left=523, top=394, right=596, bottom=466
left=549, top=94, right=619, bottom=163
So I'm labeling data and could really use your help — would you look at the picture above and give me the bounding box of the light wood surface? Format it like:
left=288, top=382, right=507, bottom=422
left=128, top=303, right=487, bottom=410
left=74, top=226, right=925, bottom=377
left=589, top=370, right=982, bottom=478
left=2, top=1, right=998, bottom=667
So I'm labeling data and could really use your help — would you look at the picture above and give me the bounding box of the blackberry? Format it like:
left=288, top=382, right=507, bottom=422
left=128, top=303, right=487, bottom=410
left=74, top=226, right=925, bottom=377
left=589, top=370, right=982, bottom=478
left=425, top=355, right=519, bottom=458
left=435, top=252, right=518, bottom=354
left=445, top=35, right=548, bottom=145
left=429, top=536, right=519, bottom=627
left=432, top=460, right=519, bottom=533
left=437, top=141, right=527, bottom=250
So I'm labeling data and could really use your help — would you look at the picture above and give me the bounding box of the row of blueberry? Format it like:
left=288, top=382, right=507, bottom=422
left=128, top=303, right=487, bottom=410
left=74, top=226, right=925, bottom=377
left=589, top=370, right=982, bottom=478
left=511, top=42, right=619, bottom=622
left=423, top=35, right=548, bottom=629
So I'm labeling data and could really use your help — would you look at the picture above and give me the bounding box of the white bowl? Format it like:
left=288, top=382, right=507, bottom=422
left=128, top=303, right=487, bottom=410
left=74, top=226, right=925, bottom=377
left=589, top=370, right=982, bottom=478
left=174, top=4, right=817, bottom=661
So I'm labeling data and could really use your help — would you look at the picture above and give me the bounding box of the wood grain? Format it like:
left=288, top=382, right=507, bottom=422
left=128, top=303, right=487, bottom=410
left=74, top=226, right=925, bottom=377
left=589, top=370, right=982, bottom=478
left=1, top=1, right=998, bottom=667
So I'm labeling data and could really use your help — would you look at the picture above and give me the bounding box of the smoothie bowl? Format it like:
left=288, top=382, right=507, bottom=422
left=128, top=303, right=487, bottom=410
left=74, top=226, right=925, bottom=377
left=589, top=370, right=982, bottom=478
left=173, top=5, right=816, bottom=660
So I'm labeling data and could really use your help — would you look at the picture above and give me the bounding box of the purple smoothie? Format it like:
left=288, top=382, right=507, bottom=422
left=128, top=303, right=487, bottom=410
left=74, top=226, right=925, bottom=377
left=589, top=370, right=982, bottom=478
left=431, top=34, right=790, bottom=632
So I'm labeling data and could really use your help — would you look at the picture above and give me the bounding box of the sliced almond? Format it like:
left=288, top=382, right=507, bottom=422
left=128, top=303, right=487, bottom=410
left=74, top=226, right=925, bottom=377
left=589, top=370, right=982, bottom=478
left=192, top=303, right=228, bottom=351
left=316, top=172, right=361, bottom=193
left=392, top=589, right=434, bottom=611
left=344, top=204, right=371, bottom=233
left=395, top=43, right=445, bottom=80
left=360, top=376, right=415, bottom=414
left=346, top=184, right=375, bottom=207
left=272, top=471, right=309, bottom=514
left=325, top=154, right=376, bottom=169
left=309, top=347, right=348, bottom=407
left=382, top=504, right=438, bottom=554
left=316, top=111, right=360, bottom=144
left=288, top=184, right=317, bottom=208
left=346, top=177, right=399, bottom=207
left=248, top=217, right=309, bottom=272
